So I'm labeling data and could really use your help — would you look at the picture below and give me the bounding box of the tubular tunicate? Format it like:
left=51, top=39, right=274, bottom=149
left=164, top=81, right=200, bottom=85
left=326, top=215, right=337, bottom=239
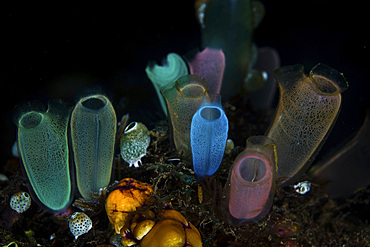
left=190, top=94, right=228, bottom=177
left=146, top=53, right=189, bottom=116
left=15, top=100, right=72, bottom=212
left=267, top=64, right=348, bottom=186
left=161, top=75, right=209, bottom=158
left=223, top=136, right=277, bottom=225
left=71, top=94, right=117, bottom=200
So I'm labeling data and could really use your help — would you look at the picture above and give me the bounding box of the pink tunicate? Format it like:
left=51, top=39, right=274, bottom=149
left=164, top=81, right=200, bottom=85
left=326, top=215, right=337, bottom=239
left=224, top=136, right=276, bottom=226
left=188, top=47, right=225, bottom=94
left=229, top=153, right=273, bottom=219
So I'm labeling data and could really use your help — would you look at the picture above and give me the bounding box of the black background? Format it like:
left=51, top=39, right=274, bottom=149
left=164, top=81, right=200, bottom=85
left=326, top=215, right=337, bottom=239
left=2, top=1, right=369, bottom=165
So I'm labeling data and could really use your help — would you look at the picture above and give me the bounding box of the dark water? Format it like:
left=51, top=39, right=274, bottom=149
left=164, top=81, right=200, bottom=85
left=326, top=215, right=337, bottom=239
left=2, top=1, right=369, bottom=169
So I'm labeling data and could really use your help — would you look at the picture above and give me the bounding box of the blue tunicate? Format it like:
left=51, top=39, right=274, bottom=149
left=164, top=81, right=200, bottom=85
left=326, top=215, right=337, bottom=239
left=190, top=95, right=228, bottom=177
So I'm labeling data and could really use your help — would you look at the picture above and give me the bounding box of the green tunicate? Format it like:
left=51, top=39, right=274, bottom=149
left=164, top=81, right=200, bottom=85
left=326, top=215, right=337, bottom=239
left=71, top=94, right=116, bottom=200
left=145, top=53, right=189, bottom=116
left=16, top=100, right=72, bottom=212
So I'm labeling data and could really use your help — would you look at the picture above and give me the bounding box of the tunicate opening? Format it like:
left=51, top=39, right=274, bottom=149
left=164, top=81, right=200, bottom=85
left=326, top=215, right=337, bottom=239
left=19, top=112, right=43, bottom=129
left=82, top=96, right=107, bottom=110
left=200, top=107, right=221, bottom=120
left=181, top=84, right=206, bottom=97
left=176, top=75, right=209, bottom=98
left=239, top=158, right=267, bottom=183
left=309, top=63, right=348, bottom=95
left=124, top=122, right=137, bottom=133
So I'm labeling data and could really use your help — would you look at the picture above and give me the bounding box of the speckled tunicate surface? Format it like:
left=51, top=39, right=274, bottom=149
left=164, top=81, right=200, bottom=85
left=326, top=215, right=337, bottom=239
left=71, top=94, right=117, bottom=200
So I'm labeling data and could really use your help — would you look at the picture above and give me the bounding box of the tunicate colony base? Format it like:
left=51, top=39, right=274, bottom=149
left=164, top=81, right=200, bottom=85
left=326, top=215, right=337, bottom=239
left=0, top=95, right=369, bottom=246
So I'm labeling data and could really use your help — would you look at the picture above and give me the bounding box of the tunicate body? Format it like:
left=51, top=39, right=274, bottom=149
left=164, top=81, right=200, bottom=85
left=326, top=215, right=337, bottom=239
left=161, top=75, right=209, bottom=158
left=187, top=47, right=225, bottom=94
left=146, top=53, right=189, bottom=116
left=223, top=136, right=277, bottom=225
left=267, top=64, right=348, bottom=187
left=312, top=110, right=370, bottom=198
left=195, top=0, right=265, bottom=98
left=191, top=95, right=228, bottom=177
left=71, top=94, right=117, bottom=200
left=15, top=100, right=72, bottom=212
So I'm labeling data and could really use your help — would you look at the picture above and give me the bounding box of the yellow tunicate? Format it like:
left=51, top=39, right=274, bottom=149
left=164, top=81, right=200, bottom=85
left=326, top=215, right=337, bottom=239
left=133, top=219, right=156, bottom=240
left=105, top=178, right=153, bottom=234
left=140, top=219, right=186, bottom=247
left=161, top=209, right=188, bottom=226
left=186, top=223, right=203, bottom=247
left=267, top=64, right=348, bottom=186
left=139, top=209, right=202, bottom=247
left=161, top=75, right=209, bottom=158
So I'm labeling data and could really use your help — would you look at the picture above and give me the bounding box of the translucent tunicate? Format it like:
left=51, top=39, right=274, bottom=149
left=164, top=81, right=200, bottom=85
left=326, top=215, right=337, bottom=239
left=15, top=100, right=73, bottom=212
left=223, top=136, right=277, bottom=226
left=195, top=0, right=265, bottom=98
left=191, top=94, right=228, bottom=177
left=187, top=47, right=225, bottom=94
left=249, top=47, right=280, bottom=109
left=266, top=63, right=348, bottom=187
left=146, top=53, right=189, bottom=116
left=71, top=94, right=117, bottom=200
left=312, top=110, right=370, bottom=198
left=161, top=75, right=209, bottom=158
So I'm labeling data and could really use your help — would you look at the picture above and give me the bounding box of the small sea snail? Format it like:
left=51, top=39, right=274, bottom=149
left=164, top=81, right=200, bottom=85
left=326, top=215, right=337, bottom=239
left=69, top=212, right=92, bottom=239
left=120, top=122, right=151, bottom=168
left=105, top=178, right=153, bottom=234
left=10, top=192, right=31, bottom=213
